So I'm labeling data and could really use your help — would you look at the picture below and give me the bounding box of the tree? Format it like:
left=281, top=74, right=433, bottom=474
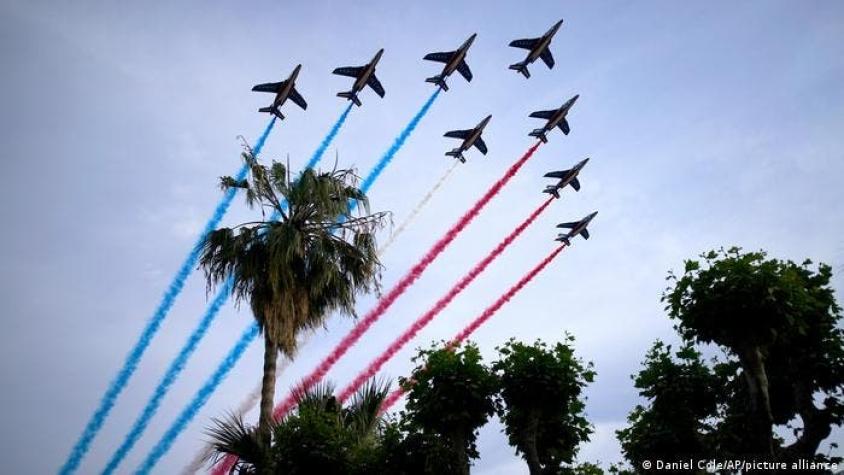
left=493, top=335, right=595, bottom=474
left=200, top=153, right=385, bottom=469
left=616, top=342, right=724, bottom=470
left=620, top=247, right=844, bottom=466
left=398, top=342, right=499, bottom=474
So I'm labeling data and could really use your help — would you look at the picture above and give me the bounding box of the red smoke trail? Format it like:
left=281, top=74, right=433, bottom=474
left=273, top=141, right=542, bottom=420
left=337, top=196, right=555, bottom=403
left=378, top=243, right=567, bottom=414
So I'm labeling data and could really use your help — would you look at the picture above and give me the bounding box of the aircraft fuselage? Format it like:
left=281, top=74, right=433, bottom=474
left=273, top=65, right=301, bottom=108
left=457, top=115, right=490, bottom=152
left=543, top=95, right=578, bottom=131
left=442, top=34, right=476, bottom=77
left=351, top=49, right=383, bottom=93
left=526, top=20, right=562, bottom=63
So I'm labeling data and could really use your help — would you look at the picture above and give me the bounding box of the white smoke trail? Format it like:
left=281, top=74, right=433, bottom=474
left=379, top=160, right=460, bottom=256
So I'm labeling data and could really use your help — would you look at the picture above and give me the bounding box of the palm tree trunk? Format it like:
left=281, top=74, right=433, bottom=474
left=258, top=334, right=278, bottom=451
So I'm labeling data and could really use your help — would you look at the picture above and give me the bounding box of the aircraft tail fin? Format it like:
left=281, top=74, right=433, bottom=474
left=543, top=186, right=560, bottom=199
left=508, top=62, right=530, bottom=78
left=425, top=75, right=448, bottom=91
left=259, top=106, right=284, bottom=120
left=529, top=128, right=548, bottom=143
left=337, top=91, right=362, bottom=107
left=445, top=149, right=465, bottom=163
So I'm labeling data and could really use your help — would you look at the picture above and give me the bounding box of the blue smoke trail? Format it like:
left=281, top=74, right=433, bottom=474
left=59, top=117, right=277, bottom=475
left=100, top=103, right=352, bottom=474
left=136, top=324, right=260, bottom=475
left=355, top=89, right=440, bottom=203
left=133, top=92, right=440, bottom=473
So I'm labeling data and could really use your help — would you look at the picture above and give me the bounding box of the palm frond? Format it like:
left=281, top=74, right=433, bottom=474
left=204, top=412, right=268, bottom=470
left=344, top=378, right=391, bottom=440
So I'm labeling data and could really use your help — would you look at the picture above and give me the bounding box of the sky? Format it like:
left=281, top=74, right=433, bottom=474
left=1, top=0, right=843, bottom=473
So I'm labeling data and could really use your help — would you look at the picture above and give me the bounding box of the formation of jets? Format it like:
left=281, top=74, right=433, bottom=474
left=444, top=115, right=491, bottom=163
left=250, top=18, right=597, bottom=243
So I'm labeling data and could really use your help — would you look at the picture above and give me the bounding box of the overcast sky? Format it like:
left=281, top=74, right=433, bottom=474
left=1, top=1, right=843, bottom=473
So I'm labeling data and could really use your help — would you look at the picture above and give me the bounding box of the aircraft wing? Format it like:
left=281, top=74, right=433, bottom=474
left=288, top=86, right=308, bottom=110
left=367, top=74, right=385, bottom=97
left=456, top=60, right=473, bottom=81
left=557, top=221, right=578, bottom=229
left=529, top=110, right=557, bottom=120
left=424, top=51, right=455, bottom=63
left=474, top=137, right=488, bottom=155
left=252, top=81, right=284, bottom=93
left=544, top=169, right=570, bottom=179
left=581, top=228, right=590, bottom=240
left=570, top=177, right=581, bottom=191
left=509, top=37, right=540, bottom=50
left=333, top=66, right=365, bottom=78
left=558, top=118, right=570, bottom=135
left=444, top=129, right=472, bottom=139
left=539, top=48, right=555, bottom=68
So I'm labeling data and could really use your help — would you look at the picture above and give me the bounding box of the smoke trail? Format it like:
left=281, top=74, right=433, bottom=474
left=338, top=196, right=554, bottom=402
left=135, top=324, right=260, bottom=475
left=107, top=106, right=351, bottom=473
left=351, top=89, right=441, bottom=210
left=273, top=141, right=543, bottom=420
left=58, top=117, right=277, bottom=475
left=379, top=243, right=567, bottom=413
left=379, top=160, right=459, bottom=256
left=306, top=103, right=353, bottom=170
left=102, top=280, right=233, bottom=473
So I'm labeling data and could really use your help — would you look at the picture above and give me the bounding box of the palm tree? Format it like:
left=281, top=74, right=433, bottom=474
left=200, top=152, right=386, bottom=469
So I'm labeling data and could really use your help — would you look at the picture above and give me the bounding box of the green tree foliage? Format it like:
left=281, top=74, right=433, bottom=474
left=616, top=342, right=725, bottom=469
left=199, top=153, right=386, bottom=461
left=396, top=342, right=499, bottom=474
left=620, top=247, right=844, bottom=469
left=493, top=335, right=595, bottom=474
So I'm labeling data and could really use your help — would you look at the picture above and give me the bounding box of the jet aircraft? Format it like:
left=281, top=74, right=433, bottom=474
left=252, top=64, right=307, bottom=120
left=528, top=94, right=579, bottom=142
left=508, top=19, right=564, bottom=78
left=443, top=114, right=491, bottom=163
left=333, top=49, right=386, bottom=106
left=555, top=211, right=598, bottom=245
left=423, top=34, right=477, bottom=91
left=543, top=158, right=589, bottom=198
